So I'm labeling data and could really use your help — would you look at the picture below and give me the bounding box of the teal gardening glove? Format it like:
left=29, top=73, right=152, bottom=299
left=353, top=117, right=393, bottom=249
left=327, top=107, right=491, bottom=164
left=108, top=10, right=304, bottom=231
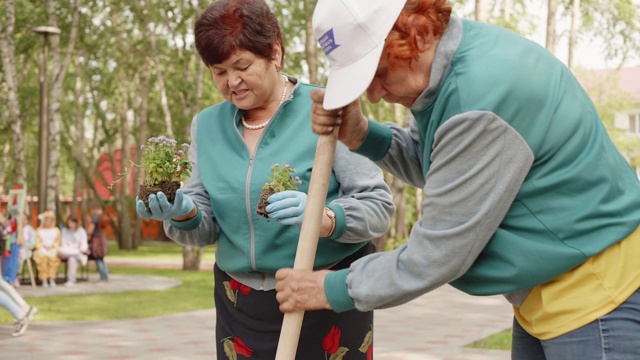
left=266, top=190, right=307, bottom=226
left=136, top=189, right=194, bottom=221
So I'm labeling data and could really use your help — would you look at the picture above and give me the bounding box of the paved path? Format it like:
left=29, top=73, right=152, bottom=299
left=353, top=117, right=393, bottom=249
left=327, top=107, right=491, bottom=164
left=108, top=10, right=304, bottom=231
left=1, top=263, right=513, bottom=359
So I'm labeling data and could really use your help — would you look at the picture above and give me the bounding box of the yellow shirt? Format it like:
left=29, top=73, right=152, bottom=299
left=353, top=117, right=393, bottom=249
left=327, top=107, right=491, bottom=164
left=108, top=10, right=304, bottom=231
left=514, top=225, right=640, bottom=340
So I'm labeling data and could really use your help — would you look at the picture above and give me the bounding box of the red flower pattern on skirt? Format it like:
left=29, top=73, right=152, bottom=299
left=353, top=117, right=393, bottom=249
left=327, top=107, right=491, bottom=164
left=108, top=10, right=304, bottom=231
left=240, top=284, right=251, bottom=295
left=233, top=336, right=253, bottom=357
left=322, top=325, right=342, bottom=354
left=230, top=278, right=251, bottom=295
left=230, top=278, right=241, bottom=290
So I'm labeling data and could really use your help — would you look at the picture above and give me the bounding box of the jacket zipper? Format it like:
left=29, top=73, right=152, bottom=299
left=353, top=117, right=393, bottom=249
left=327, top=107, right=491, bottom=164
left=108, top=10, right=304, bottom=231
left=245, top=156, right=258, bottom=271
left=236, top=81, right=294, bottom=276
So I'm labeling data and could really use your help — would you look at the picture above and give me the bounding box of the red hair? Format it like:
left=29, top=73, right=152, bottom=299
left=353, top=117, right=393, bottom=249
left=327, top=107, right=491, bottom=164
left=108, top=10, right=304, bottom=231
left=384, top=0, right=452, bottom=68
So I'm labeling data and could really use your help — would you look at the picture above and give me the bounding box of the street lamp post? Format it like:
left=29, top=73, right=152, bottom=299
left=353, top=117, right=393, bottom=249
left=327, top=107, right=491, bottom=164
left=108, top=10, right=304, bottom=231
left=32, top=26, right=61, bottom=215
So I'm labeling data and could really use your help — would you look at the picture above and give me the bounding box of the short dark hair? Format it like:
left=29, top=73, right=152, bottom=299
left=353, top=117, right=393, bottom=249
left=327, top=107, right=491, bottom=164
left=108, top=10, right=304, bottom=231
left=195, top=0, right=284, bottom=67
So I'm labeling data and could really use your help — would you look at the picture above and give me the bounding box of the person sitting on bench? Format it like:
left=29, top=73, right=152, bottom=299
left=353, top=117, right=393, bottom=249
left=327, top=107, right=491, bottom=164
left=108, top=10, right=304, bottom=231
left=58, top=215, right=88, bottom=287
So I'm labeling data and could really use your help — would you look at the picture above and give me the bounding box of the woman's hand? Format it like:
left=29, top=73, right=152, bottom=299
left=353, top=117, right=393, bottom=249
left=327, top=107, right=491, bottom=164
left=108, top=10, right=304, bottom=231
left=136, top=189, right=195, bottom=221
left=310, top=89, right=369, bottom=151
left=266, top=190, right=307, bottom=226
left=275, top=268, right=332, bottom=312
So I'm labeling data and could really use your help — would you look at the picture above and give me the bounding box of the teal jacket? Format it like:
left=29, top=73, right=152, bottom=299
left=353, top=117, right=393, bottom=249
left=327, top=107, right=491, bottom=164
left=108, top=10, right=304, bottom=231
left=164, top=78, right=394, bottom=291
left=325, top=17, right=640, bottom=312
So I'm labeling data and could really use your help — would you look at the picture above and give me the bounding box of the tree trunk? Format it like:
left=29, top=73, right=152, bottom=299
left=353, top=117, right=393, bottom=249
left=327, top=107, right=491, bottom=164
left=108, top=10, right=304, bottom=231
left=183, top=26, right=204, bottom=138
left=546, top=0, right=558, bottom=54
left=395, top=104, right=410, bottom=242
left=133, top=66, right=151, bottom=247
left=0, top=0, right=26, bottom=185
left=475, top=0, right=487, bottom=22
left=503, top=0, right=512, bottom=22
left=415, top=188, right=423, bottom=220
left=118, top=89, right=134, bottom=250
left=142, top=13, right=174, bottom=138
left=567, top=0, right=581, bottom=69
left=72, top=55, right=85, bottom=223
left=391, top=176, right=407, bottom=240
left=182, top=246, right=203, bottom=271
left=45, top=0, right=81, bottom=213
left=0, top=142, right=10, bottom=194
left=304, top=0, right=318, bottom=83
left=371, top=234, right=387, bottom=252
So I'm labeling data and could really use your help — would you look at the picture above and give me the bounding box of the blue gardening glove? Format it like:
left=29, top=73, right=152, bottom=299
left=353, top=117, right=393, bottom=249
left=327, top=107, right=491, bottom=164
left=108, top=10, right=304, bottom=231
left=136, top=189, right=195, bottom=221
left=266, top=190, right=307, bottom=226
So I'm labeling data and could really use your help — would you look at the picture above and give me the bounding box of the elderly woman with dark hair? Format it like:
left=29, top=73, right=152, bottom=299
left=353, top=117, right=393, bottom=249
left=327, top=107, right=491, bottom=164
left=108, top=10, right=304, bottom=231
left=135, top=0, right=394, bottom=358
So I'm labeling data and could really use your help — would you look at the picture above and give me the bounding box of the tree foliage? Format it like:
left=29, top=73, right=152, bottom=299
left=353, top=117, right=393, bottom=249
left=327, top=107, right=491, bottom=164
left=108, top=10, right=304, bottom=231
left=0, top=0, right=638, bottom=253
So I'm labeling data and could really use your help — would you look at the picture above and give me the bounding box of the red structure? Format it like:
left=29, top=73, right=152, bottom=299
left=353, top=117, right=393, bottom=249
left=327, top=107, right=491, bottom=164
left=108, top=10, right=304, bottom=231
left=1, top=147, right=164, bottom=239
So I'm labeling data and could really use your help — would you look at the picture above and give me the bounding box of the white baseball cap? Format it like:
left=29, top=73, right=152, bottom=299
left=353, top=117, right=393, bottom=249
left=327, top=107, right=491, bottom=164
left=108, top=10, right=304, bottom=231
left=312, top=0, right=407, bottom=110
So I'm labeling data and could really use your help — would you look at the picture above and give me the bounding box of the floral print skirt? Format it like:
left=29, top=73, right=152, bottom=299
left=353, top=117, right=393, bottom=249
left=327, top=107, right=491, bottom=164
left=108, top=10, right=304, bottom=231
left=214, top=243, right=375, bottom=360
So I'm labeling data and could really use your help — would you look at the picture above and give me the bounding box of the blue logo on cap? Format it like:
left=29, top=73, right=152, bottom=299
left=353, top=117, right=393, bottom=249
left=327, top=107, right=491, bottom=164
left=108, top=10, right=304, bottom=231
left=318, top=29, right=340, bottom=61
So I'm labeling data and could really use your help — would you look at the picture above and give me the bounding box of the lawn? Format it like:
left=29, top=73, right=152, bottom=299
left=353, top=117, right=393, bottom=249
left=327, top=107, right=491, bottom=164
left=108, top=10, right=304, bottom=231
left=107, top=241, right=216, bottom=261
left=0, top=266, right=215, bottom=323
left=466, top=328, right=512, bottom=350
left=1, top=241, right=216, bottom=324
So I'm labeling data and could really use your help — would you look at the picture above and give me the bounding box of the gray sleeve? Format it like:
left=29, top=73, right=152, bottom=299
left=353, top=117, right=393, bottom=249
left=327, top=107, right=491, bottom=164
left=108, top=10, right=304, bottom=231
left=376, top=120, right=425, bottom=188
left=346, top=111, right=534, bottom=310
left=163, top=114, right=220, bottom=248
left=331, top=143, right=395, bottom=243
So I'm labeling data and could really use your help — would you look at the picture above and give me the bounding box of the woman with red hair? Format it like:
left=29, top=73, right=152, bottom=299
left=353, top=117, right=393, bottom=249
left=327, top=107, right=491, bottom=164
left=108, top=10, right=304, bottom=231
left=276, top=0, right=640, bottom=359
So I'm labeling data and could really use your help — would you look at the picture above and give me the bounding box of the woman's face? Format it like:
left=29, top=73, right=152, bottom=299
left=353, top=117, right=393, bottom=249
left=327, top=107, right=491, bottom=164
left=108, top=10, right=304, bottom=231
left=67, top=220, right=78, bottom=230
left=209, top=49, right=281, bottom=111
left=366, top=53, right=430, bottom=108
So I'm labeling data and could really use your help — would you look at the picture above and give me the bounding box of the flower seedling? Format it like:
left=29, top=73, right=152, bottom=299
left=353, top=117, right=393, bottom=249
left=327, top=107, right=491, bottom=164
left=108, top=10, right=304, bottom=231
left=136, top=136, right=192, bottom=212
left=256, top=163, right=302, bottom=218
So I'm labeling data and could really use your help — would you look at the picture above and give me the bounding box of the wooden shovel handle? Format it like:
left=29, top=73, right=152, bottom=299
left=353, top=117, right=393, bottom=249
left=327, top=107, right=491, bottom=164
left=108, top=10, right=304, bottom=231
left=275, top=127, right=339, bottom=360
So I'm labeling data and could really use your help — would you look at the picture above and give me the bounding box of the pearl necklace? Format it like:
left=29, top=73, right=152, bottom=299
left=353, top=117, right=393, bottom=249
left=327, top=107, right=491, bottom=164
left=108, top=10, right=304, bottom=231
left=241, top=75, right=289, bottom=130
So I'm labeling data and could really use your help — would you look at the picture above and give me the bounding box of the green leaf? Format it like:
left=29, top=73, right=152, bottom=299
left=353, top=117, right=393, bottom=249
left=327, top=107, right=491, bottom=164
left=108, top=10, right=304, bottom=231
left=359, top=331, right=372, bottom=352
left=330, top=347, right=349, bottom=360
left=223, top=281, right=237, bottom=304
left=223, top=338, right=237, bottom=360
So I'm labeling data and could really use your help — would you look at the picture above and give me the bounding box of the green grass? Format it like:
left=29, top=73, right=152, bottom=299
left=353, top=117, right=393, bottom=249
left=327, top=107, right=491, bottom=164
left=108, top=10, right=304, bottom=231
left=0, top=241, right=217, bottom=324
left=107, top=241, right=216, bottom=261
left=466, top=328, right=512, bottom=350
left=0, top=267, right=215, bottom=323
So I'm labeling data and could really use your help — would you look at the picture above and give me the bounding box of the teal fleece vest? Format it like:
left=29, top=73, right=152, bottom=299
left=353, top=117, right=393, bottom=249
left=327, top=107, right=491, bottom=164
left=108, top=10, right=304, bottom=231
left=417, top=20, right=640, bottom=294
left=196, top=83, right=365, bottom=274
